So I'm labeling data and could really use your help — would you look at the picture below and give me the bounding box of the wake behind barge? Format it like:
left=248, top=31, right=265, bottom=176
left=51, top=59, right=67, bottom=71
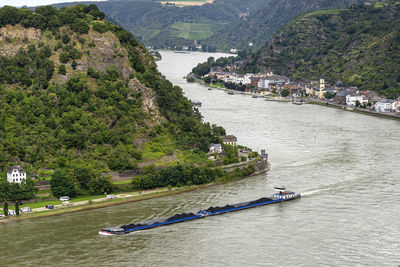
left=99, top=187, right=300, bottom=236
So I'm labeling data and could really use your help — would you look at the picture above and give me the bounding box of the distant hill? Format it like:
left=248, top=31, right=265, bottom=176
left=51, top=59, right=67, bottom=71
left=246, top=1, right=400, bottom=98
left=54, top=0, right=268, bottom=50
left=202, top=0, right=371, bottom=51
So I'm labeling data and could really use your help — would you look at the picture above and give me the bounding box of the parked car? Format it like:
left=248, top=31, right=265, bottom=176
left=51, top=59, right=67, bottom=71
left=59, top=196, right=70, bottom=201
left=106, top=194, right=116, bottom=200
left=62, top=201, right=73, bottom=206
left=21, top=207, right=32, bottom=213
left=45, top=205, right=54, bottom=209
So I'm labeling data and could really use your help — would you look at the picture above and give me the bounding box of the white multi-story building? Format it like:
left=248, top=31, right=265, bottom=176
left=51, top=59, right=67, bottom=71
left=243, top=74, right=253, bottom=85
left=7, top=165, right=27, bottom=184
left=346, top=94, right=368, bottom=106
left=258, top=78, right=269, bottom=89
left=375, top=99, right=396, bottom=112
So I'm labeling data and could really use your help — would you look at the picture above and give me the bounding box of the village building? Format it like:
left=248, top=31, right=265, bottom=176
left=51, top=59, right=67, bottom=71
left=335, top=88, right=352, bottom=104
left=221, top=135, right=237, bottom=146
left=361, top=90, right=380, bottom=104
left=374, top=99, right=397, bottom=112
left=397, top=98, right=400, bottom=114
left=260, top=149, right=268, bottom=161
left=209, top=143, right=222, bottom=154
left=335, top=80, right=345, bottom=89
left=7, top=165, right=26, bottom=184
left=346, top=93, right=368, bottom=106
left=243, top=74, right=253, bottom=85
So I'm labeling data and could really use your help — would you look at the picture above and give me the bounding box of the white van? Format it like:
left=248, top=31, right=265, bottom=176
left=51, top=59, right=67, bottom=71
left=21, top=207, right=32, bottom=213
left=106, top=194, right=116, bottom=200
left=59, top=196, right=70, bottom=201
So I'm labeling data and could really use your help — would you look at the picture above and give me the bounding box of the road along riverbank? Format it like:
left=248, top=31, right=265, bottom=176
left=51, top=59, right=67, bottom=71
left=1, top=160, right=269, bottom=223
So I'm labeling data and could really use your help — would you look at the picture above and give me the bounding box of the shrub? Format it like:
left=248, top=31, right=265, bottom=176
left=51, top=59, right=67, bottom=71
left=59, top=64, right=66, bottom=75
left=59, top=52, right=70, bottom=63
left=92, top=22, right=108, bottom=33
left=61, top=34, right=70, bottom=44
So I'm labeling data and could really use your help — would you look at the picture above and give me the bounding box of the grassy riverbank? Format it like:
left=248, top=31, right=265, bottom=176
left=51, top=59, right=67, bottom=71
left=1, top=162, right=269, bottom=223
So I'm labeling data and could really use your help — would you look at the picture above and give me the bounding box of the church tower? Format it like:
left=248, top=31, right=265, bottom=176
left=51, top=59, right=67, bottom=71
left=319, top=78, right=325, bottom=99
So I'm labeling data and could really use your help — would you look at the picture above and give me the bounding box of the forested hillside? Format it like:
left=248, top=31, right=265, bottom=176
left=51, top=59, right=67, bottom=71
left=247, top=1, right=400, bottom=98
left=0, top=4, right=223, bottom=177
left=56, top=0, right=267, bottom=50
left=203, top=0, right=371, bottom=51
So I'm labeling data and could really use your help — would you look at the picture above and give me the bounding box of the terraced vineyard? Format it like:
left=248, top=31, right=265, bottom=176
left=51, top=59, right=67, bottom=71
left=171, top=22, right=213, bottom=40
left=159, top=0, right=214, bottom=7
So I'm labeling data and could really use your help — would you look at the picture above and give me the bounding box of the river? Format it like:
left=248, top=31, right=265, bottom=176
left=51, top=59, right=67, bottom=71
left=1, top=51, right=399, bottom=266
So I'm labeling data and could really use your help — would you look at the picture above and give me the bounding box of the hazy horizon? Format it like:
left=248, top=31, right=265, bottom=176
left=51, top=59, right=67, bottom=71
left=0, top=0, right=107, bottom=8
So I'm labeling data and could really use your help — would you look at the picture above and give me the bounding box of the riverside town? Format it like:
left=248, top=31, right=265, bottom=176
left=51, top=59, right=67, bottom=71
left=188, top=58, right=400, bottom=118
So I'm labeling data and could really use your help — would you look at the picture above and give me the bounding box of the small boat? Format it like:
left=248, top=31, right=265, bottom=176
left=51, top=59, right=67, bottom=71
left=292, top=98, right=303, bottom=105
left=99, top=187, right=300, bottom=236
left=272, top=186, right=301, bottom=200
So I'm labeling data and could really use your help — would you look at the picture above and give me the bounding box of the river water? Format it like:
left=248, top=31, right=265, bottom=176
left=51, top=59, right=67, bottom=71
left=1, top=51, right=399, bottom=266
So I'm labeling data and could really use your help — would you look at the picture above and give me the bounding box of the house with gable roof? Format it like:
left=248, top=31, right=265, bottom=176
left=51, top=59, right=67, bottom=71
left=7, top=165, right=27, bottom=184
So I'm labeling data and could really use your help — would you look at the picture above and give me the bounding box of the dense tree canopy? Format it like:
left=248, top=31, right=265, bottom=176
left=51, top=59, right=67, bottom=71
left=0, top=4, right=225, bottom=196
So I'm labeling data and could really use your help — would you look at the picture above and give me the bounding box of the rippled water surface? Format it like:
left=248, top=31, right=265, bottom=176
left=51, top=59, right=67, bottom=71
left=1, top=51, right=399, bottom=266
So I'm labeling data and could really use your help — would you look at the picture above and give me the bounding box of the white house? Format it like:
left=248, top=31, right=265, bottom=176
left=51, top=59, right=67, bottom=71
left=209, top=143, right=222, bottom=154
left=346, top=93, right=368, bottom=106
left=375, top=99, right=396, bottom=112
left=7, top=165, right=26, bottom=184
left=221, top=135, right=237, bottom=146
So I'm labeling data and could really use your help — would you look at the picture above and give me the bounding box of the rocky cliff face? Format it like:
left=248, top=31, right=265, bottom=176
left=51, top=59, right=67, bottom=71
left=0, top=25, right=42, bottom=56
left=0, top=23, right=163, bottom=127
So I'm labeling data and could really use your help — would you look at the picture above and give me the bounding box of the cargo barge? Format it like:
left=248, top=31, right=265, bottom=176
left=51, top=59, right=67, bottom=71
left=99, top=187, right=300, bottom=236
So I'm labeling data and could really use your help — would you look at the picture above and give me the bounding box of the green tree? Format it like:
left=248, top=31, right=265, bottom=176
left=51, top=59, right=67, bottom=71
left=72, top=164, right=97, bottom=190
left=281, top=89, right=290, bottom=97
left=20, top=178, right=38, bottom=199
left=88, top=176, right=113, bottom=195
left=3, top=201, right=8, bottom=216
left=59, top=64, right=66, bottom=75
left=50, top=170, right=76, bottom=198
left=61, top=34, right=70, bottom=44
left=59, top=52, right=70, bottom=63
left=324, top=91, right=335, bottom=99
left=92, top=22, right=108, bottom=33
left=15, top=201, right=19, bottom=216
left=71, top=19, right=89, bottom=34
left=71, top=60, right=77, bottom=70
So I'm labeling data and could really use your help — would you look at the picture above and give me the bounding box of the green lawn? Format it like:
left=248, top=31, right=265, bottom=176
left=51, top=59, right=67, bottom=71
left=112, top=179, right=132, bottom=185
left=142, top=133, right=176, bottom=161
